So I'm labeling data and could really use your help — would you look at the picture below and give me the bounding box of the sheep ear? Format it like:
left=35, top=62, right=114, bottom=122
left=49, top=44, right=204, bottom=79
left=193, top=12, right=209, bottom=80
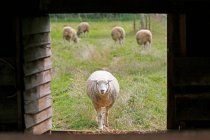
left=92, top=80, right=97, bottom=83
left=108, top=80, right=112, bottom=83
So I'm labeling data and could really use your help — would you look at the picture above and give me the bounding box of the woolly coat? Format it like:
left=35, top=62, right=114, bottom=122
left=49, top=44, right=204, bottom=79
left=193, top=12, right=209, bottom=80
left=136, top=29, right=152, bottom=46
left=86, top=70, right=119, bottom=109
left=77, top=22, right=90, bottom=37
left=111, top=26, right=125, bottom=44
left=63, top=26, right=79, bottom=43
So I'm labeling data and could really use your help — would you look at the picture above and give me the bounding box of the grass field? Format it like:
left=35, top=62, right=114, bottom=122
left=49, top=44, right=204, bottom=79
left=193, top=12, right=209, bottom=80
left=50, top=14, right=167, bottom=132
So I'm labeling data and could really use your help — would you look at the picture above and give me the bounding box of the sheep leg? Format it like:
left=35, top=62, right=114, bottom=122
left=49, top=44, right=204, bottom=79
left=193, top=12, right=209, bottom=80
left=115, top=41, right=117, bottom=46
left=119, top=39, right=123, bottom=45
left=119, top=40, right=121, bottom=45
left=145, top=42, right=148, bottom=48
left=104, top=107, right=109, bottom=127
left=87, top=31, right=89, bottom=37
left=96, top=107, right=103, bottom=130
left=149, top=42, right=151, bottom=48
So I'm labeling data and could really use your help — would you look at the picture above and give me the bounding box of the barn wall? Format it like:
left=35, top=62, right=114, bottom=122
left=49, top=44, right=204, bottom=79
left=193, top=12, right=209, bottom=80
left=21, top=15, right=52, bottom=134
left=0, top=16, right=23, bottom=132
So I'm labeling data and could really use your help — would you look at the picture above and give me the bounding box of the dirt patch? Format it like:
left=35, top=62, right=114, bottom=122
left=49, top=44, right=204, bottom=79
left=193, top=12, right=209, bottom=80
left=78, top=46, right=99, bottom=60
left=108, top=57, right=124, bottom=71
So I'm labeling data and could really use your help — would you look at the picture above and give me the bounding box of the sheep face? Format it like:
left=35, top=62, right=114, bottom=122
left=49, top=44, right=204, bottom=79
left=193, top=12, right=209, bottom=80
left=77, top=31, right=82, bottom=37
left=77, top=22, right=90, bottom=37
left=77, top=29, right=88, bottom=37
left=63, top=26, right=79, bottom=43
left=95, top=80, right=111, bottom=95
left=73, top=36, right=79, bottom=43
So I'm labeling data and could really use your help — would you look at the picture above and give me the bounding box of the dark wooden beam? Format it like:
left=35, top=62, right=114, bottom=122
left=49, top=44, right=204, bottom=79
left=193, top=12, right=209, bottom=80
left=6, top=0, right=210, bottom=14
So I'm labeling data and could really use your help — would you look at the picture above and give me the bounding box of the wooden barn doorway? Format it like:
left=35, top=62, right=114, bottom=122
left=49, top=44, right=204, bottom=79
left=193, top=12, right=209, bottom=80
left=1, top=0, right=210, bottom=136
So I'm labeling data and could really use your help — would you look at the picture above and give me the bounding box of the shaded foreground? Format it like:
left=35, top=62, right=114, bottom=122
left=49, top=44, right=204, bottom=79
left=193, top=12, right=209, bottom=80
left=1, top=130, right=210, bottom=140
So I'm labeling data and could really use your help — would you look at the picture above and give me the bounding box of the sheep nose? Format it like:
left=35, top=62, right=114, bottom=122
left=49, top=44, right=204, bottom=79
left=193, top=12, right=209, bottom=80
left=100, top=90, right=105, bottom=94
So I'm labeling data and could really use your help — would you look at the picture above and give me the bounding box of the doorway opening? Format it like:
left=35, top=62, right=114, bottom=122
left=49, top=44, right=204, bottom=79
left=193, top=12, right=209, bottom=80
left=50, top=13, right=167, bottom=132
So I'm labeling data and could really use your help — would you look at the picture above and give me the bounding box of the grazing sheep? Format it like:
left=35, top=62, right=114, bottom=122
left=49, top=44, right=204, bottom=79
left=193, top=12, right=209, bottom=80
left=136, top=29, right=152, bottom=48
left=77, top=22, right=90, bottom=37
left=111, top=26, right=125, bottom=45
left=63, top=26, right=79, bottom=43
left=86, top=70, right=120, bottom=130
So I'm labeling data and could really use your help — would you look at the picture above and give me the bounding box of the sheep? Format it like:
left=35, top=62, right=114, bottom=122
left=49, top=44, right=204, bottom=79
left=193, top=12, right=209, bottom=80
left=111, top=26, right=125, bottom=45
left=62, top=26, right=79, bottom=43
left=136, top=29, right=152, bottom=48
left=86, top=70, right=120, bottom=130
left=77, top=22, right=90, bottom=37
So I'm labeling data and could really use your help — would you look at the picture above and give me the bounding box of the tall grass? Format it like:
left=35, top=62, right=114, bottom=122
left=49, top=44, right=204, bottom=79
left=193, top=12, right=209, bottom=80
left=50, top=14, right=167, bottom=131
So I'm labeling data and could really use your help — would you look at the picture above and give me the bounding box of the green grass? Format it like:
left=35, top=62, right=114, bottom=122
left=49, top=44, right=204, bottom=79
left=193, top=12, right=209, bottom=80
left=50, top=14, right=167, bottom=131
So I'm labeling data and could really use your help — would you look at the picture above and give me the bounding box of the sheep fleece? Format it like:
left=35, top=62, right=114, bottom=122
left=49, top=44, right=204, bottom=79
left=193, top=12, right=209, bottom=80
left=111, top=26, right=125, bottom=43
left=136, top=29, right=152, bottom=46
left=77, top=22, right=90, bottom=36
left=86, top=70, right=119, bottom=108
left=63, top=26, right=78, bottom=43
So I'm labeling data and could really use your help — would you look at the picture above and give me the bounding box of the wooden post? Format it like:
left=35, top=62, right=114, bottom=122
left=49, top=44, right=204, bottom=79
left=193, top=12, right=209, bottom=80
left=133, top=16, right=136, bottom=33
left=15, top=16, right=24, bottom=131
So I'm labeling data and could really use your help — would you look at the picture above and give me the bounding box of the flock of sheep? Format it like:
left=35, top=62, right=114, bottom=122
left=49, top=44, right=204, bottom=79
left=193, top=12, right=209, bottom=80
left=63, top=22, right=90, bottom=43
left=62, top=22, right=152, bottom=131
left=62, top=22, right=152, bottom=48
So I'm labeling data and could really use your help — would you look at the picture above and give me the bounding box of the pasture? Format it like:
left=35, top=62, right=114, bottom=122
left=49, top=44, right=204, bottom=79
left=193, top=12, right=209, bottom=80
left=50, top=14, right=167, bottom=132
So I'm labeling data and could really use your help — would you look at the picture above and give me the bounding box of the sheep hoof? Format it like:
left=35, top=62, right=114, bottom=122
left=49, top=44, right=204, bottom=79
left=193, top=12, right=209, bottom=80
left=97, top=127, right=104, bottom=131
left=103, top=126, right=110, bottom=131
left=97, top=125, right=110, bottom=131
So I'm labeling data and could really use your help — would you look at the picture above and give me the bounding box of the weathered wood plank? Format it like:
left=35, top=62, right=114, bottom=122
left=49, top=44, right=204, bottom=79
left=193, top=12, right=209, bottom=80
left=21, top=15, right=52, bottom=134
left=24, top=57, right=52, bottom=76
left=24, top=70, right=51, bottom=90
left=167, top=14, right=177, bottom=129
left=175, top=94, right=210, bottom=121
left=25, top=107, right=52, bottom=128
left=24, top=82, right=51, bottom=101
left=24, top=45, right=51, bottom=62
left=22, top=16, right=51, bottom=36
left=23, top=32, right=51, bottom=49
left=24, top=95, right=52, bottom=114
left=24, top=118, right=52, bottom=134
left=173, top=57, right=210, bottom=86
